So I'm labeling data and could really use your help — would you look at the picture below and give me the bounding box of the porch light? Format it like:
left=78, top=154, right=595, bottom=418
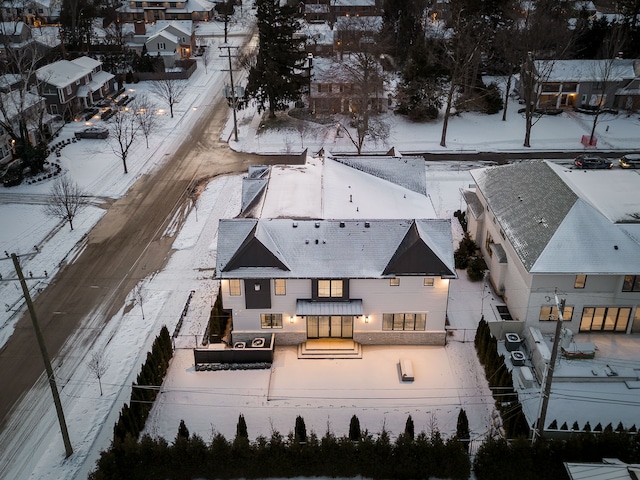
left=289, top=315, right=295, bottom=323
left=364, top=316, right=370, bottom=323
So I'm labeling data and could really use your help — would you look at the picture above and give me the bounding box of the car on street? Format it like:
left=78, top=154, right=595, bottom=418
left=573, top=154, right=613, bottom=169
left=75, top=127, right=109, bottom=139
left=618, top=154, right=640, bottom=169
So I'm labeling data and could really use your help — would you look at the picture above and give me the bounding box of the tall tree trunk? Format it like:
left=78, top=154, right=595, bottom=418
left=502, top=74, right=512, bottom=122
left=440, top=83, right=455, bottom=147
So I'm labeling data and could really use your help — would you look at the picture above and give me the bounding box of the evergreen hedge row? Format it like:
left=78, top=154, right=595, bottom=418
left=112, top=326, right=174, bottom=443
left=474, top=317, right=529, bottom=438
left=474, top=433, right=640, bottom=480
left=91, top=414, right=471, bottom=480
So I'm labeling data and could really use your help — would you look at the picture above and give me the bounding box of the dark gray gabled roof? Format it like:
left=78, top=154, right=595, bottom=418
left=471, top=161, right=578, bottom=271
left=332, top=155, right=427, bottom=196
left=216, top=218, right=455, bottom=279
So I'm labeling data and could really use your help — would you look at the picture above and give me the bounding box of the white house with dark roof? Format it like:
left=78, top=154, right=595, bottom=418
left=463, top=160, right=640, bottom=335
left=216, top=152, right=456, bottom=348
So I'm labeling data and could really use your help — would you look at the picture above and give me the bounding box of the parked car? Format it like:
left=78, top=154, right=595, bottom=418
left=573, top=154, right=613, bottom=169
left=1, top=159, right=24, bottom=187
left=618, top=154, right=640, bottom=169
left=75, top=127, right=109, bottom=139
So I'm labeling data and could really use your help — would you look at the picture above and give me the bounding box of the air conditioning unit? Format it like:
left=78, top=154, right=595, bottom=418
left=505, top=333, right=522, bottom=352
left=519, top=366, right=535, bottom=388
left=511, top=350, right=526, bottom=366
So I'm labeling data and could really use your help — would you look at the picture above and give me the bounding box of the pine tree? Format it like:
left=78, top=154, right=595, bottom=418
left=294, top=415, right=307, bottom=444
left=236, top=414, right=248, bottom=441
left=246, top=0, right=308, bottom=118
left=404, top=415, right=415, bottom=441
left=349, top=415, right=361, bottom=441
left=177, top=419, right=190, bottom=441
left=456, top=409, right=470, bottom=448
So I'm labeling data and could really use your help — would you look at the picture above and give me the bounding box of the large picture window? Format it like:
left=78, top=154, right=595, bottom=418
left=229, top=279, right=241, bottom=296
left=539, top=305, right=574, bottom=321
left=579, top=307, right=630, bottom=332
left=318, top=279, right=343, bottom=298
left=261, top=313, right=282, bottom=329
left=382, top=313, right=426, bottom=331
left=622, top=275, right=640, bottom=292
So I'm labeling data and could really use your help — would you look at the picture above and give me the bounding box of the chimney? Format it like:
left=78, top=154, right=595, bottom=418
left=135, top=21, right=146, bottom=35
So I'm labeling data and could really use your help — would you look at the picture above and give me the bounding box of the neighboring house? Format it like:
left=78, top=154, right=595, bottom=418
left=215, top=153, right=456, bottom=347
left=36, top=56, right=115, bottom=119
left=117, top=0, right=216, bottom=23
left=309, top=55, right=386, bottom=114
left=0, top=88, right=48, bottom=164
left=300, top=0, right=380, bottom=23
left=333, top=15, right=381, bottom=56
left=462, top=160, right=640, bottom=336
left=128, top=20, right=195, bottom=67
left=519, top=58, right=640, bottom=110
left=0, top=0, right=58, bottom=25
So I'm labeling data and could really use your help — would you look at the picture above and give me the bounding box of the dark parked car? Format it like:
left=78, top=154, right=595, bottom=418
left=619, top=154, right=640, bottom=169
left=573, top=154, right=612, bottom=169
left=75, top=127, right=109, bottom=139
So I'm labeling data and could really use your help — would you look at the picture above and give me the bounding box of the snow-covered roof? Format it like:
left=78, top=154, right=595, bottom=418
left=564, top=459, right=640, bottom=480
left=216, top=218, right=455, bottom=279
left=0, top=22, right=28, bottom=36
left=147, top=20, right=193, bottom=37
left=244, top=154, right=434, bottom=220
left=71, top=56, right=101, bottom=71
left=469, top=160, right=640, bottom=275
left=535, top=59, right=638, bottom=83
left=36, top=59, right=88, bottom=87
left=147, top=30, right=179, bottom=45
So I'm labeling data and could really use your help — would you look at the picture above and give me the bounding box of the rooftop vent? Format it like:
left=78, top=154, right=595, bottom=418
left=305, top=239, right=309, bottom=244
left=315, top=222, right=320, bottom=228
left=292, top=222, right=298, bottom=228
left=315, top=239, right=319, bottom=244
left=364, top=222, right=370, bottom=228
left=339, top=222, right=345, bottom=227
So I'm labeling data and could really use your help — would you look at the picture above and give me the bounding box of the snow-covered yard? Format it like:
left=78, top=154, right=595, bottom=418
left=1, top=12, right=640, bottom=479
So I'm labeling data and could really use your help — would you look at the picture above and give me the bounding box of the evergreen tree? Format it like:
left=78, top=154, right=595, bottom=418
left=236, top=414, right=249, bottom=441
left=456, top=409, right=470, bottom=451
left=404, top=415, right=415, bottom=441
left=295, top=415, right=307, bottom=444
left=379, top=0, right=428, bottom=65
left=246, top=0, right=308, bottom=118
left=177, top=419, right=190, bottom=441
left=349, top=415, right=361, bottom=441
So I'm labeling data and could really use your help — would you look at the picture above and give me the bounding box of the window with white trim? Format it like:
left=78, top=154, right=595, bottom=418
left=423, top=278, right=434, bottom=287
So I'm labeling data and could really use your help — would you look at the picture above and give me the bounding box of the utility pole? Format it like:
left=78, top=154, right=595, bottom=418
left=11, top=253, right=73, bottom=458
left=533, top=291, right=565, bottom=443
left=220, top=45, right=239, bottom=142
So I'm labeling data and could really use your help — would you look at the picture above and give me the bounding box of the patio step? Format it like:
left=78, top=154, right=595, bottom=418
left=297, top=339, right=362, bottom=359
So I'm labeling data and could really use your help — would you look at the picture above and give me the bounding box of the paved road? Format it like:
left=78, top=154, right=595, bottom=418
left=0, top=69, right=305, bottom=438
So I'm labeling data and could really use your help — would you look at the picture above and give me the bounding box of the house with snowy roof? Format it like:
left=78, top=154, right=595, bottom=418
left=462, top=160, right=640, bottom=335
left=520, top=58, right=640, bottom=110
left=215, top=152, right=456, bottom=348
left=129, top=21, right=196, bottom=67
left=117, top=0, right=216, bottom=23
left=36, top=56, right=115, bottom=120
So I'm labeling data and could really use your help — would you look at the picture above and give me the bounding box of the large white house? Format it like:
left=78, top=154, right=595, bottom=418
left=463, top=160, right=640, bottom=335
left=215, top=152, right=456, bottom=348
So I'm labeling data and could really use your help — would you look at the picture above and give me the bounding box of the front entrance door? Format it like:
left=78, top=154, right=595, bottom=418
left=307, top=315, right=353, bottom=338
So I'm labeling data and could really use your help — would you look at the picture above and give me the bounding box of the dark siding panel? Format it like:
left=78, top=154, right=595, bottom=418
left=244, top=279, right=271, bottom=309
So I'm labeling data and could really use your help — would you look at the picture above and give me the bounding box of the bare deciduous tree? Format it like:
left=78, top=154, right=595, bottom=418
left=87, top=351, right=109, bottom=396
left=107, top=106, right=141, bottom=173
left=44, top=176, right=88, bottom=230
left=149, top=77, right=188, bottom=118
left=133, top=284, right=145, bottom=320
left=132, top=94, right=160, bottom=148
left=334, top=43, right=389, bottom=154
